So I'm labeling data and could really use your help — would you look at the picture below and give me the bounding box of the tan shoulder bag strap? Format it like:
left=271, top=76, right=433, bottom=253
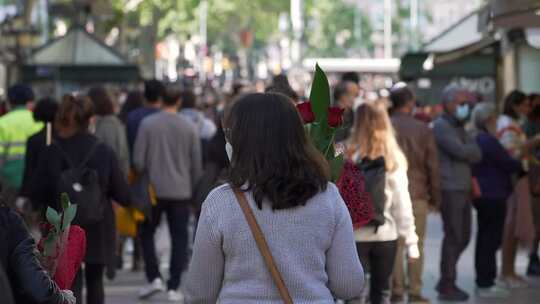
left=233, top=188, right=294, bottom=304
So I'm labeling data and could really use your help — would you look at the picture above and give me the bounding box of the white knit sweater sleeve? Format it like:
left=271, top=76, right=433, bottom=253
left=326, top=184, right=365, bottom=299
left=390, top=168, right=420, bottom=258
left=184, top=193, right=224, bottom=303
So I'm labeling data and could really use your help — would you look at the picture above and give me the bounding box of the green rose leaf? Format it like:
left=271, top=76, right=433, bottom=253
left=309, top=64, right=331, bottom=131
left=43, top=233, right=57, bottom=255
left=330, top=154, right=345, bottom=182
left=45, top=207, right=61, bottom=232
left=61, top=193, right=70, bottom=211
left=62, top=204, right=77, bottom=231
left=310, top=123, right=330, bottom=152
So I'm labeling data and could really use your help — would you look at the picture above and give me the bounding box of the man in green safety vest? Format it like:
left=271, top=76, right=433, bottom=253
left=0, top=84, right=42, bottom=204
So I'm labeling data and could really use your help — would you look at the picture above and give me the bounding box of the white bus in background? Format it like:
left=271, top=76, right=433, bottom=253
left=297, top=58, right=401, bottom=100
left=302, top=58, right=401, bottom=75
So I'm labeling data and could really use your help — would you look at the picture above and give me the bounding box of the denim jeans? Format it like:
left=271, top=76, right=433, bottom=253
left=139, top=199, right=191, bottom=291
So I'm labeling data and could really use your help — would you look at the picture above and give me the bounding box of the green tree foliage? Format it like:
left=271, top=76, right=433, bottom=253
left=304, top=0, right=373, bottom=57
left=111, top=0, right=288, bottom=55
left=108, top=0, right=386, bottom=58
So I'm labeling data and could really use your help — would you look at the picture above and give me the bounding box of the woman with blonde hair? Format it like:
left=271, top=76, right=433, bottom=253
left=347, top=100, right=419, bottom=304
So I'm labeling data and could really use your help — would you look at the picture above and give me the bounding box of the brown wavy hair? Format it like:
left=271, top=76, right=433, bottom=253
left=224, top=93, right=329, bottom=210
left=55, top=94, right=94, bottom=133
left=347, top=99, right=407, bottom=172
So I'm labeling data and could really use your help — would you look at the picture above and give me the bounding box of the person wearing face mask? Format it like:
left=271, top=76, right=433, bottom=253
left=432, top=86, right=482, bottom=302
left=469, top=103, right=522, bottom=298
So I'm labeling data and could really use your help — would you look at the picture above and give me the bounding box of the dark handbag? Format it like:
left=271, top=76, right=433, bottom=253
left=529, top=161, right=540, bottom=196
left=233, top=188, right=293, bottom=304
left=128, top=172, right=153, bottom=219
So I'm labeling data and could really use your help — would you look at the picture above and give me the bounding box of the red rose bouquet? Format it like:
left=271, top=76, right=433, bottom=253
left=38, top=193, right=86, bottom=289
left=296, top=64, right=345, bottom=181
left=298, top=64, right=374, bottom=227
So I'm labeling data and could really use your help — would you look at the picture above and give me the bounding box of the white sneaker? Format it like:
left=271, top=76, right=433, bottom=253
left=139, top=278, right=165, bottom=299
left=168, top=290, right=185, bottom=302
left=498, top=277, right=528, bottom=289
left=476, top=286, right=510, bottom=298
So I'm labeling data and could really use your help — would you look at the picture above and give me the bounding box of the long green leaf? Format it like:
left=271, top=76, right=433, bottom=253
left=309, top=64, right=331, bottom=130
left=45, top=207, right=61, bottom=232
left=43, top=233, right=57, bottom=255
left=61, top=193, right=70, bottom=211
left=330, top=154, right=345, bottom=182
left=62, top=204, right=77, bottom=231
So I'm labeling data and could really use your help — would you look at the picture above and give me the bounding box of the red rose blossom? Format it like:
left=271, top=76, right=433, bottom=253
left=328, top=107, right=344, bottom=128
left=296, top=102, right=315, bottom=124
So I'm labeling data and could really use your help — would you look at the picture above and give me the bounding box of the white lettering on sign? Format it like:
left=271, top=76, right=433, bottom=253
left=449, top=77, right=496, bottom=95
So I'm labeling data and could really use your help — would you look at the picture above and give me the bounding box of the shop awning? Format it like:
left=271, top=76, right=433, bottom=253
left=423, top=10, right=485, bottom=53
left=22, top=27, right=140, bottom=82
left=399, top=52, right=497, bottom=105
left=20, top=65, right=140, bottom=82
left=399, top=53, right=496, bottom=81
left=489, top=0, right=540, bottom=28
left=27, top=27, right=128, bottom=66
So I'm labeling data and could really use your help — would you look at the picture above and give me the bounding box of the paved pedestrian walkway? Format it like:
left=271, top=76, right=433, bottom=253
left=105, top=213, right=540, bottom=303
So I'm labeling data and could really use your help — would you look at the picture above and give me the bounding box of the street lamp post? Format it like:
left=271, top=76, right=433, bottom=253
left=290, top=0, right=303, bottom=66
left=383, top=0, right=392, bottom=58
left=410, top=0, right=419, bottom=50
left=199, top=0, right=208, bottom=84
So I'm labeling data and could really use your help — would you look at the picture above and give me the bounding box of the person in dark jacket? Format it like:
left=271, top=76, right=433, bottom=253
left=390, top=85, right=440, bottom=304
left=433, top=86, right=482, bottom=302
left=470, top=103, right=522, bottom=298
left=118, top=90, right=145, bottom=125
left=20, top=97, right=58, bottom=213
left=0, top=262, right=14, bottom=304
left=126, top=80, right=164, bottom=157
left=29, top=95, right=131, bottom=304
left=0, top=203, right=75, bottom=304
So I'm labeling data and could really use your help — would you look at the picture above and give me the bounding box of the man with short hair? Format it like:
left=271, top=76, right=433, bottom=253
left=333, top=81, right=357, bottom=142
left=126, top=80, right=165, bottom=156
left=134, top=86, right=203, bottom=302
left=433, top=86, right=481, bottom=302
left=0, top=84, right=42, bottom=204
left=390, top=85, right=441, bottom=304
left=179, top=90, right=216, bottom=141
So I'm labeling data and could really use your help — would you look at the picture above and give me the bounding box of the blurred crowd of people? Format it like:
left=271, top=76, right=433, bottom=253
left=385, top=86, right=540, bottom=303
left=0, top=71, right=539, bottom=304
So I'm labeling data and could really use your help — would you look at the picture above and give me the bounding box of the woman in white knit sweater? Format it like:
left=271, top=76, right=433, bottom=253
left=184, top=93, right=365, bottom=303
left=347, top=100, right=419, bottom=304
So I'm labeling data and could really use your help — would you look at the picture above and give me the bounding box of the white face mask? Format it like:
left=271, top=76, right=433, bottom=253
left=225, top=142, right=233, bottom=162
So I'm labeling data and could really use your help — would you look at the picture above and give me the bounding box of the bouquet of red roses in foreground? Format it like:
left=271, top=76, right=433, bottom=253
left=297, top=64, right=374, bottom=229
left=37, top=193, right=87, bottom=289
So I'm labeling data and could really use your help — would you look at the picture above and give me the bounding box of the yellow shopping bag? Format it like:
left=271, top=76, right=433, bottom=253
left=115, top=205, right=145, bottom=237
left=115, top=206, right=136, bottom=237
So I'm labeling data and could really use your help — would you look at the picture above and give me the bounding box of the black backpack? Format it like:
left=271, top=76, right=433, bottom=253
left=357, top=157, right=387, bottom=231
left=55, top=141, right=103, bottom=226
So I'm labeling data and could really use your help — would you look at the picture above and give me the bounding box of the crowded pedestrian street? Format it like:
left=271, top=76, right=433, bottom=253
left=2, top=1, right=540, bottom=304
left=102, top=215, right=540, bottom=304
